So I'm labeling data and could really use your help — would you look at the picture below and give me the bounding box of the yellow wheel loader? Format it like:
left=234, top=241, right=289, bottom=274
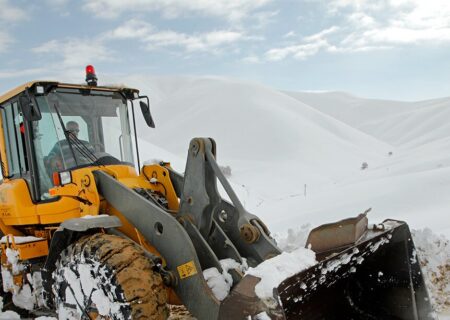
left=0, top=66, right=433, bottom=319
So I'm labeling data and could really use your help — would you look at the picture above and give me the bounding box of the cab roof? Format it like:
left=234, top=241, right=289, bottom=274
left=0, top=81, right=140, bottom=105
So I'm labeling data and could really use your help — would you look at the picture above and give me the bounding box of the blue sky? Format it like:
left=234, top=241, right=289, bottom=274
left=1, top=0, right=450, bottom=100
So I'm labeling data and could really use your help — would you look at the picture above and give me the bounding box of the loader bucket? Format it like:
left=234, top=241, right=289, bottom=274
left=276, top=220, right=434, bottom=320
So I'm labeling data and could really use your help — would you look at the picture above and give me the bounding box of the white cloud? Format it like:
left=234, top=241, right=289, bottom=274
left=363, top=27, right=450, bottom=44
left=145, top=30, right=244, bottom=52
left=303, top=26, right=340, bottom=42
left=329, top=0, right=450, bottom=45
left=82, top=0, right=272, bottom=21
left=242, top=55, right=261, bottom=63
left=266, top=0, right=450, bottom=61
left=265, top=27, right=339, bottom=61
left=346, top=12, right=376, bottom=28
left=204, top=31, right=244, bottom=46
left=0, top=0, right=27, bottom=23
left=106, top=20, right=248, bottom=53
left=283, top=31, right=296, bottom=38
left=32, top=39, right=114, bottom=68
left=105, top=19, right=154, bottom=40
left=266, top=39, right=330, bottom=61
left=0, top=0, right=27, bottom=51
left=250, top=10, right=279, bottom=29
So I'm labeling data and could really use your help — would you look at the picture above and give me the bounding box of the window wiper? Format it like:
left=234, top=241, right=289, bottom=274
left=67, top=132, right=98, bottom=165
left=52, top=102, right=99, bottom=167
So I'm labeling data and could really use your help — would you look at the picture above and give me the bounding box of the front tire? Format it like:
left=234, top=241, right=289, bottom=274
left=52, top=233, right=168, bottom=320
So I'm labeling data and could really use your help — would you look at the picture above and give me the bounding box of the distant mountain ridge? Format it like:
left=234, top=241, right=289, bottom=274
left=284, top=91, right=450, bottom=147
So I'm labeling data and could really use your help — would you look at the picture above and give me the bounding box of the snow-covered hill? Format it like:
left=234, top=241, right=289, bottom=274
left=124, top=76, right=449, bottom=315
left=0, top=75, right=448, bottom=318
left=132, top=76, right=390, bottom=172
left=120, top=76, right=450, bottom=239
left=286, top=91, right=450, bottom=148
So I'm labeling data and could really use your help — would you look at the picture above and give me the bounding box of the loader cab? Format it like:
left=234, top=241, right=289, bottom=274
left=0, top=80, right=151, bottom=201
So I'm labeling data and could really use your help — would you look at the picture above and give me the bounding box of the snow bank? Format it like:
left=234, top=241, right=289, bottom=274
left=0, top=310, right=20, bottom=319
left=412, top=228, right=450, bottom=312
left=246, top=247, right=317, bottom=300
left=0, top=297, right=20, bottom=319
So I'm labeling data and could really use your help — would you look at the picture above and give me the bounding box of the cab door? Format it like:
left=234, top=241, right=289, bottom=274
left=0, top=100, right=38, bottom=226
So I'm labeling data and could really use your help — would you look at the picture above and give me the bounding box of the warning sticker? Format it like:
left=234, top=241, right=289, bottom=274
left=177, top=260, right=198, bottom=279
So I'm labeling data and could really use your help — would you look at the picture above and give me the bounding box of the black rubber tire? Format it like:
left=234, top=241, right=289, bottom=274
left=52, top=233, right=168, bottom=320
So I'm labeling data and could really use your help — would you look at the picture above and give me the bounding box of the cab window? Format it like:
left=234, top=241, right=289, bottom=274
left=1, top=101, right=28, bottom=177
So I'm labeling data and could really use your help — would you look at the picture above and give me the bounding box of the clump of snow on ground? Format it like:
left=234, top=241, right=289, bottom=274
left=412, top=228, right=450, bottom=312
left=1, top=248, right=43, bottom=311
left=203, top=258, right=248, bottom=301
left=254, top=311, right=271, bottom=320
left=0, top=296, right=20, bottom=319
left=273, top=224, right=311, bottom=252
left=0, top=310, right=20, bottom=319
left=246, top=247, right=317, bottom=300
left=12, top=284, right=34, bottom=311
left=203, top=268, right=230, bottom=301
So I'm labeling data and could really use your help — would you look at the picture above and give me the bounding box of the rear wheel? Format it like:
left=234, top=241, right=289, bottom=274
left=52, top=233, right=168, bottom=320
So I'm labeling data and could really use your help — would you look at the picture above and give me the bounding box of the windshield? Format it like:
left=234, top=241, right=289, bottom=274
left=33, top=88, right=134, bottom=199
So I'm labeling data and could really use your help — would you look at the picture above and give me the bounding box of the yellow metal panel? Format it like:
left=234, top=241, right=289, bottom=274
left=0, top=219, right=22, bottom=237
left=15, top=240, right=49, bottom=260
left=2, top=216, right=39, bottom=225
left=36, top=165, right=138, bottom=224
left=0, top=179, right=37, bottom=226
left=38, top=211, right=81, bottom=224
left=38, top=167, right=101, bottom=222
left=0, top=81, right=45, bottom=104
left=105, top=164, right=139, bottom=179
left=36, top=197, right=80, bottom=216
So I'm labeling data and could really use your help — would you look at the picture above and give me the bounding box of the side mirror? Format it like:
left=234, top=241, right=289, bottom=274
left=140, top=101, right=155, bottom=128
left=19, top=94, right=42, bottom=121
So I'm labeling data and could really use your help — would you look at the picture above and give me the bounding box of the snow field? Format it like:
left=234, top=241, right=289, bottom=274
left=0, top=75, right=448, bottom=318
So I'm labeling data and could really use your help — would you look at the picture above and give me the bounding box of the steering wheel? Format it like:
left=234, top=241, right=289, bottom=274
left=93, top=152, right=122, bottom=165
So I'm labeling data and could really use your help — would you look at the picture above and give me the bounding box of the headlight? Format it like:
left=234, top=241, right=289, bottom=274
left=52, top=171, right=72, bottom=186
left=59, top=171, right=72, bottom=185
